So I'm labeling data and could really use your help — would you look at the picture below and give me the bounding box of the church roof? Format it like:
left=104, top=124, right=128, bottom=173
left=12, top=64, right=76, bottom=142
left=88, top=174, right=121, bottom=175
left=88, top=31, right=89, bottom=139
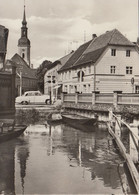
left=11, top=53, right=36, bottom=79
left=59, top=29, right=135, bottom=72
left=18, top=37, right=30, bottom=46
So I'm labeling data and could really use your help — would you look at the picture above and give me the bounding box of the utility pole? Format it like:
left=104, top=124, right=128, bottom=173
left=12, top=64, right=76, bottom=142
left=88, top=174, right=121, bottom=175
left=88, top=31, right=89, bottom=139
left=16, top=70, right=22, bottom=96
left=93, top=63, right=96, bottom=92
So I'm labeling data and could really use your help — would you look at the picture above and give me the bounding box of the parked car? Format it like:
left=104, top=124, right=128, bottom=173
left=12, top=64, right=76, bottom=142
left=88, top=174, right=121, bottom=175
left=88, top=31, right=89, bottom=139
left=15, top=91, right=55, bottom=105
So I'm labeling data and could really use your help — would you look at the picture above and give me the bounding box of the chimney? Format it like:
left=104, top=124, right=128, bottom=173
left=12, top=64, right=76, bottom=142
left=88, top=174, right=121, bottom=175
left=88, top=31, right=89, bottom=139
left=92, top=34, right=97, bottom=39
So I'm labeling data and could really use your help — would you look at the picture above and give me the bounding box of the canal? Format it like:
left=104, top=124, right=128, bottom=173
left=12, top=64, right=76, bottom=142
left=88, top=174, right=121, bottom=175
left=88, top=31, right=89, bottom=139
left=0, top=116, right=137, bottom=194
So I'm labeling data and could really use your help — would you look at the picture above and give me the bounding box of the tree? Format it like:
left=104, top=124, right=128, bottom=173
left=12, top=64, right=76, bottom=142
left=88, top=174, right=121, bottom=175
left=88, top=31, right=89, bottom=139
left=36, top=60, right=52, bottom=93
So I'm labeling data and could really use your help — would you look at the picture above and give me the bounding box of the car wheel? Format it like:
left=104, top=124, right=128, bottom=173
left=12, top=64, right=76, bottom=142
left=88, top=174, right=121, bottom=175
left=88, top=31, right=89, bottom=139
left=21, top=101, right=28, bottom=105
left=45, top=99, right=50, bottom=105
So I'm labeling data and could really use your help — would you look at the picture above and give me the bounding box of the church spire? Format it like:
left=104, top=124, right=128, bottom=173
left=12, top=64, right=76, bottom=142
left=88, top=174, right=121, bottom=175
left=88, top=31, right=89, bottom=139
left=18, top=1, right=31, bottom=67
left=22, top=4, right=27, bottom=27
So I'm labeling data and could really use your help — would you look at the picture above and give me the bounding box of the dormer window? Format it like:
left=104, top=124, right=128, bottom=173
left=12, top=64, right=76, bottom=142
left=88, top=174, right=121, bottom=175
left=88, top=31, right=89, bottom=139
left=126, top=50, right=130, bottom=57
left=111, top=49, right=116, bottom=56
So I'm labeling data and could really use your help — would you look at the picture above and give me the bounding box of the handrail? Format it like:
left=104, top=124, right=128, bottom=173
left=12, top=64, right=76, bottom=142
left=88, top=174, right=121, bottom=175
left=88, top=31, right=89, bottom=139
left=108, top=109, right=139, bottom=153
left=109, top=110, right=139, bottom=141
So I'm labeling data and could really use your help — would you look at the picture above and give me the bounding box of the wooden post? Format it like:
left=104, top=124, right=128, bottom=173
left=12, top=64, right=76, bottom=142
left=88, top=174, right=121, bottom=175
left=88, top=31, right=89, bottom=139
left=129, top=124, right=139, bottom=163
left=11, top=65, right=16, bottom=111
left=61, top=92, right=67, bottom=103
left=113, top=91, right=122, bottom=108
left=92, top=91, right=99, bottom=105
left=75, top=92, right=79, bottom=104
left=61, top=92, right=64, bottom=103
left=115, top=114, right=122, bottom=137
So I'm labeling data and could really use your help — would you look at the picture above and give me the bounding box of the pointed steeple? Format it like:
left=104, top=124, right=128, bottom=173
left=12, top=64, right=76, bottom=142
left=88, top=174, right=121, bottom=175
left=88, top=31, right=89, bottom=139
left=22, top=5, right=27, bottom=27
left=18, top=2, right=31, bottom=67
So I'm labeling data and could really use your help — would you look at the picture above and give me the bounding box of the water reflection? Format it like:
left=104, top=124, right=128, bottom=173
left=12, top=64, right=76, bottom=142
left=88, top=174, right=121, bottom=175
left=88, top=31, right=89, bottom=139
left=0, top=119, right=136, bottom=194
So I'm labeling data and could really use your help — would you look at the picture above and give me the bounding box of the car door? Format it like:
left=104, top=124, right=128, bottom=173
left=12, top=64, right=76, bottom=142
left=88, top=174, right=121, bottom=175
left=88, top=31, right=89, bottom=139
left=34, top=92, right=42, bottom=104
left=27, top=92, right=35, bottom=103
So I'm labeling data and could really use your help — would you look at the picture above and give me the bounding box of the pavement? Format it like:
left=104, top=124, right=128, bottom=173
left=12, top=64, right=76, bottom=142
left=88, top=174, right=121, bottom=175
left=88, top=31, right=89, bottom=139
left=15, top=103, right=56, bottom=110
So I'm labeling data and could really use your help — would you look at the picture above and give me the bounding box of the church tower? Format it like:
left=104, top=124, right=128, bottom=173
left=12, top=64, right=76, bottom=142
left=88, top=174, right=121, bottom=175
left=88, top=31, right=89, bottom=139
left=18, top=5, right=31, bottom=66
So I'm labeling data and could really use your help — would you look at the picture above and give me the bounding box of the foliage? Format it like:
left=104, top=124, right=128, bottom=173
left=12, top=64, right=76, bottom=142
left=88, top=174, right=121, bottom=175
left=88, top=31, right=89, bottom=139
left=16, top=109, right=40, bottom=125
left=36, top=60, right=52, bottom=93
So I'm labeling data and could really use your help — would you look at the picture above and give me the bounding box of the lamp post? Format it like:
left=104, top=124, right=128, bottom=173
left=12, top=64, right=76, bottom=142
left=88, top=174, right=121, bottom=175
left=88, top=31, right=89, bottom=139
left=47, top=75, right=55, bottom=104
left=16, top=69, right=22, bottom=96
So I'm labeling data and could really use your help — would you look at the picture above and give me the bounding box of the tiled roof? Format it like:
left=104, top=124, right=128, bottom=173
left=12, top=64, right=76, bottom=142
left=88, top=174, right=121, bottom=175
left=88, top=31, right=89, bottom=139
left=11, top=53, right=37, bottom=79
left=74, top=46, right=106, bottom=67
left=59, top=29, right=135, bottom=71
left=84, top=29, right=134, bottom=54
left=58, top=41, right=92, bottom=72
left=46, top=51, right=74, bottom=72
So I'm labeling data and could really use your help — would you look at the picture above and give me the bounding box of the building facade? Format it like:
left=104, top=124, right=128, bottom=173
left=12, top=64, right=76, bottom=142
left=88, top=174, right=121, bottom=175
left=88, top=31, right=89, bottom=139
left=44, top=52, right=74, bottom=99
left=58, top=29, right=139, bottom=94
left=5, top=54, right=37, bottom=96
left=18, top=5, right=31, bottom=67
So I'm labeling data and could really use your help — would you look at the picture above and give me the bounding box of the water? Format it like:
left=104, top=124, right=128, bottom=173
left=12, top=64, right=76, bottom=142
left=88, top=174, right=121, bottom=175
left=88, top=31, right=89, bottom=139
left=0, top=119, right=136, bottom=194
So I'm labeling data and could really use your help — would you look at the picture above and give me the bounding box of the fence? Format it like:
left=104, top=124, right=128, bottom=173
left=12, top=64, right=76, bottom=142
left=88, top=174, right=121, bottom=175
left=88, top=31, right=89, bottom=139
left=62, top=91, right=139, bottom=107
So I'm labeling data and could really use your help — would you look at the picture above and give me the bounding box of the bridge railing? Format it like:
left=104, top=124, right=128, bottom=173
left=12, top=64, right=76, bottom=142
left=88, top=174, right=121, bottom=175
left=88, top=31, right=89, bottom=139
left=118, top=93, right=139, bottom=105
left=62, top=91, right=139, bottom=106
left=95, top=93, right=113, bottom=104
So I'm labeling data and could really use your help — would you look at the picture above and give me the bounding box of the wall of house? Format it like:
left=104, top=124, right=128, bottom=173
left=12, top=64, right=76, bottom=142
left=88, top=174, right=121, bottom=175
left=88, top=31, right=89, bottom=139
left=16, top=77, right=37, bottom=96
left=59, top=45, right=139, bottom=94
left=44, top=64, right=60, bottom=96
left=96, top=46, right=139, bottom=93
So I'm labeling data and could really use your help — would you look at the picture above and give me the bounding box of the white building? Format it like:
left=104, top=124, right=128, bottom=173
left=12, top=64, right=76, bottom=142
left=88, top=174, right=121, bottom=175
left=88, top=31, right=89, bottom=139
left=58, top=29, right=139, bottom=93
left=44, top=52, right=74, bottom=99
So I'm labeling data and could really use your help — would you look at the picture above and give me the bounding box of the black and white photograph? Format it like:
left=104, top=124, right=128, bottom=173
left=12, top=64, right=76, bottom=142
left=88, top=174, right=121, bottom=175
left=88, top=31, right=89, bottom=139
left=0, top=0, right=139, bottom=194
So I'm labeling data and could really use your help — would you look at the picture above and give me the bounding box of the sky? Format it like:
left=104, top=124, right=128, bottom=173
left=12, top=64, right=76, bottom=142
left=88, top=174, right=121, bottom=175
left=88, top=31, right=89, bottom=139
left=0, top=0, right=138, bottom=68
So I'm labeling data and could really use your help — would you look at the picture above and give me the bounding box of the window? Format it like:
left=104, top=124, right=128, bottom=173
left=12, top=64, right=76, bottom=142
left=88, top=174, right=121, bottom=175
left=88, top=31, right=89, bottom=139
left=110, top=66, right=116, bottom=74
left=111, top=49, right=116, bottom=56
left=135, top=86, right=139, bottom=93
left=126, top=50, right=130, bottom=57
left=88, top=66, right=91, bottom=74
left=126, top=66, right=132, bottom=74
left=64, top=85, right=67, bottom=92
left=22, top=53, right=25, bottom=59
left=83, top=85, right=86, bottom=92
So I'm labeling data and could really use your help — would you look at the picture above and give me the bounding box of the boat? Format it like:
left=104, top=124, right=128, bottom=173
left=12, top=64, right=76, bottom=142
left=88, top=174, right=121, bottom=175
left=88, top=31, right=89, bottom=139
left=62, top=113, right=97, bottom=126
left=0, top=125, right=27, bottom=143
left=46, top=113, right=62, bottom=125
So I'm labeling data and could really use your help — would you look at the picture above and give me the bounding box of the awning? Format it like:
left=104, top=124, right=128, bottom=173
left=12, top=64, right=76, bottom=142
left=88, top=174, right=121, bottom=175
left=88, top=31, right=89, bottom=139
left=53, top=85, right=61, bottom=89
